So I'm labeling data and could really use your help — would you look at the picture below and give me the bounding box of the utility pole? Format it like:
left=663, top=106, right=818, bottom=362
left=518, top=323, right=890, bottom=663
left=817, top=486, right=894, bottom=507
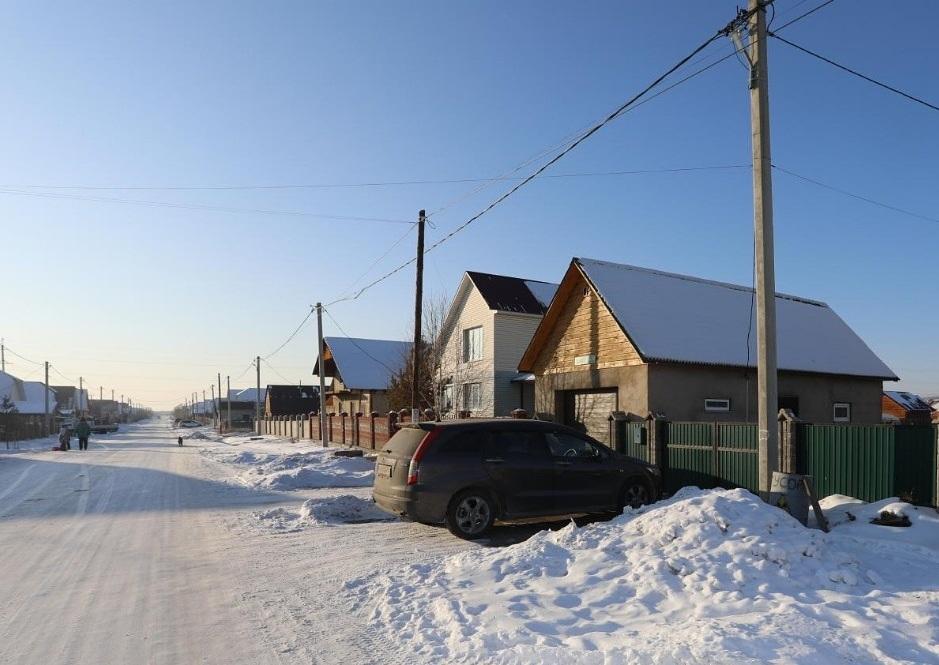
left=1, top=339, right=5, bottom=373
left=211, top=384, right=216, bottom=422
left=226, top=375, right=231, bottom=432
left=316, top=303, right=327, bottom=447
left=255, top=356, right=261, bottom=435
left=411, top=209, right=426, bottom=418
left=747, top=0, right=779, bottom=497
left=79, top=376, right=83, bottom=416
left=217, top=372, right=222, bottom=430
left=99, top=386, right=103, bottom=402
left=44, top=361, right=50, bottom=436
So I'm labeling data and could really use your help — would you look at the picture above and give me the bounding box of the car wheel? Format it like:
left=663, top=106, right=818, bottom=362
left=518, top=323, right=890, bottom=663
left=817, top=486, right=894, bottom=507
left=620, top=479, right=650, bottom=511
left=446, top=490, right=495, bottom=540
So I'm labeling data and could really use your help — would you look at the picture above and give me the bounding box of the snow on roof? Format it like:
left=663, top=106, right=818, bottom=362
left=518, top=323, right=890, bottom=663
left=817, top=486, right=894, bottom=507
left=14, top=381, right=57, bottom=414
left=884, top=391, right=933, bottom=411
left=576, top=258, right=897, bottom=380
left=0, top=370, right=25, bottom=402
left=322, top=337, right=411, bottom=391
left=228, top=387, right=267, bottom=403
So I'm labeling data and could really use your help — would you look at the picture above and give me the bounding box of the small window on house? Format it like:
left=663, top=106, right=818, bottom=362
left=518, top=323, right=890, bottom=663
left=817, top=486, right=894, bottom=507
left=462, top=326, right=483, bottom=363
left=462, top=382, right=481, bottom=410
left=441, top=384, right=453, bottom=412
left=704, top=398, right=731, bottom=412
left=833, top=402, right=851, bottom=423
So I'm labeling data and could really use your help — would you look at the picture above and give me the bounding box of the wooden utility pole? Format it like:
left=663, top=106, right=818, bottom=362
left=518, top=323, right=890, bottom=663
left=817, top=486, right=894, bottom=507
left=411, top=210, right=426, bottom=418
left=748, top=0, right=779, bottom=497
left=316, top=304, right=327, bottom=447
left=255, top=356, right=262, bottom=435
left=43, top=361, right=50, bottom=436
left=226, top=376, right=231, bottom=432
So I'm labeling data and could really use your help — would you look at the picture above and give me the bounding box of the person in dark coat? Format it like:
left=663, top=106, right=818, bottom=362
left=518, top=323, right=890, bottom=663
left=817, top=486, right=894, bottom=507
left=58, top=426, right=71, bottom=451
left=74, top=417, right=91, bottom=451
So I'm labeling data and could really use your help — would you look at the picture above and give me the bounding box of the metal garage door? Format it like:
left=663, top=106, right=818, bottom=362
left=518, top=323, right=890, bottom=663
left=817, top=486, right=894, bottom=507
left=563, top=389, right=618, bottom=444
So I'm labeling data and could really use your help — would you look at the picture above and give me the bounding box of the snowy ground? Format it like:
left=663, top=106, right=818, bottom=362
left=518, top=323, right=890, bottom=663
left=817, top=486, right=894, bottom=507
left=2, top=418, right=938, bottom=664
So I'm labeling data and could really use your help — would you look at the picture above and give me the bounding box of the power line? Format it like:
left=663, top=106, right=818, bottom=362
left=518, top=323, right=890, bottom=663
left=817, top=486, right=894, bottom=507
left=328, top=25, right=759, bottom=306
left=773, top=164, right=939, bottom=225
left=769, top=32, right=939, bottom=113
left=263, top=307, right=315, bottom=360
left=2, top=346, right=43, bottom=366
left=262, top=359, right=303, bottom=385
left=7, top=164, right=752, bottom=193
left=49, top=365, right=76, bottom=383
left=0, top=188, right=412, bottom=225
left=771, top=0, right=836, bottom=33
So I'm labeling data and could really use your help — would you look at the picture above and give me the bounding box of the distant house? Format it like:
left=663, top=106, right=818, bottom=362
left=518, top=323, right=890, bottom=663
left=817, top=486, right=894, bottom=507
left=90, top=399, right=120, bottom=423
left=265, top=383, right=327, bottom=416
left=518, top=258, right=897, bottom=443
left=437, top=271, right=557, bottom=418
left=313, top=337, right=411, bottom=415
left=0, top=371, right=26, bottom=404
left=882, top=391, right=935, bottom=425
left=51, top=386, right=89, bottom=417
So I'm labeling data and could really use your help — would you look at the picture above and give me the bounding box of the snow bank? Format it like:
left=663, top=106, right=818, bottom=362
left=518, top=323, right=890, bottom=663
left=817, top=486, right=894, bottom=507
left=346, top=488, right=939, bottom=664
left=255, top=495, right=394, bottom=531
left=814, top=494, right=939, bottom=549
left=205, top=447, right=374, bottom=490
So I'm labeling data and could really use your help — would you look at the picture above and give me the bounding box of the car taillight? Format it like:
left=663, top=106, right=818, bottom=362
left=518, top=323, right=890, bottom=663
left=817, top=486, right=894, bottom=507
left=407, top=428, right=441, bottom=486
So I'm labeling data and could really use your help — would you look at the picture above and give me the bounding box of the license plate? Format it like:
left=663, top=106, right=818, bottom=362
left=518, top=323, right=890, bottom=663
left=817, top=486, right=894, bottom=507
left=378, top=462, right=393, bottom=478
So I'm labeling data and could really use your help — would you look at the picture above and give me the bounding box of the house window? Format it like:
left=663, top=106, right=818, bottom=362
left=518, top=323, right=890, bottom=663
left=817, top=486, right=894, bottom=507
left=833, top=402, right=851, bottom=423
left=441, top=384, right=454, bottom=412
left=704, top=398, right=731, bottom=412
left=462, top=326, right=483, bottom=363
left=463, top=383, right=481, bottom=411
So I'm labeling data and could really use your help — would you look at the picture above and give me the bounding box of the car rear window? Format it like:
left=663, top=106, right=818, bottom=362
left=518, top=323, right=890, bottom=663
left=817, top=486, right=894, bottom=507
left=434, top=431, right=489, bottom=457
left=381, top=427, right=431, bottom=457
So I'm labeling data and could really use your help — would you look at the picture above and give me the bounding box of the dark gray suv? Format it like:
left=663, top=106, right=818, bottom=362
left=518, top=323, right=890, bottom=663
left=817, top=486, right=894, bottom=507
left=372, top=419, right=661, bottom=539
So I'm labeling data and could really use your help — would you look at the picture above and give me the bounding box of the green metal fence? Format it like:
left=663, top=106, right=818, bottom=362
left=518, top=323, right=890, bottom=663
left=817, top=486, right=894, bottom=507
left=663, top=422, right=759, bottom=495
left=617, top=421, right=651, bottom=462
left=798, top=424, right=937, bottom=504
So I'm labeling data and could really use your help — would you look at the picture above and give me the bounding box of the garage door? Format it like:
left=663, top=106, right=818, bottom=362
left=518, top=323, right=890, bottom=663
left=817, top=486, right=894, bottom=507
left=563, top=390, right=618, bottom=444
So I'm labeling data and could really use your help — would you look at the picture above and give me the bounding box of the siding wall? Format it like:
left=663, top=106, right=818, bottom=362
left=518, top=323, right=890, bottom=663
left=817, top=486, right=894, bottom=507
left=437, top=284, right=495, bottom=417
left=492, top=311, right=544, bottom=416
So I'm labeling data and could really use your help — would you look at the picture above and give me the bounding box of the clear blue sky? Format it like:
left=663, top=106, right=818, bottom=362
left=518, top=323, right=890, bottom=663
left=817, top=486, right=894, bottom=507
left=2, top=0, right=936, bottom=409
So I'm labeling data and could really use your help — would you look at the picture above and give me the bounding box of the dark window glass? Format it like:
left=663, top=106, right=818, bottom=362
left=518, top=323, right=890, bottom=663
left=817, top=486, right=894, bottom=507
left=545, top=431, right=602, bottom=459
left=486, top=430, right=549, bottom=459
left=438, top=431, right=488, bottom=457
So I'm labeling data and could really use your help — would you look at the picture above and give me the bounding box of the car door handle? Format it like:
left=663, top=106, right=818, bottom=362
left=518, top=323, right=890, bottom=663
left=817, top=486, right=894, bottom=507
left=483, top=457, right=504, bottom=464
left=555, top=460, right=573, bottom=467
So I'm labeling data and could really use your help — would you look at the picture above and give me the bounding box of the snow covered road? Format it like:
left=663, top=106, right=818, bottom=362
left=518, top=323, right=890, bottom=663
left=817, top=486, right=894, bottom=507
left=0, top=419, right=473, bottom=664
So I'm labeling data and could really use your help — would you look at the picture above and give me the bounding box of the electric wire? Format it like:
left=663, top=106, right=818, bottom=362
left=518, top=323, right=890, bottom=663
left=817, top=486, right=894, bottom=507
left=772, top=165, right=939, bottom=225
left=2, top=346, right=43, bottom=366
left=263, top=307, right=315, bottom=360
left=769, top=33, right=939, bottom=113
left=771, top=0, right=836, bottom=33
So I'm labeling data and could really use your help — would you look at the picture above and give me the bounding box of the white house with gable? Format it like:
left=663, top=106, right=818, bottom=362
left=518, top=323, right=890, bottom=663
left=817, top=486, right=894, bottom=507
left=437, top=271, right=557, bottom=418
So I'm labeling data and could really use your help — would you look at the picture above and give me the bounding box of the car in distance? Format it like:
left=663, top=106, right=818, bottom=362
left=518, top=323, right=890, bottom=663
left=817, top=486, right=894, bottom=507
left=372, top=419, right=661, bottom=539
left=177, top=420, right=202, bottom=428
left=89, top=421, right=119, bottom=434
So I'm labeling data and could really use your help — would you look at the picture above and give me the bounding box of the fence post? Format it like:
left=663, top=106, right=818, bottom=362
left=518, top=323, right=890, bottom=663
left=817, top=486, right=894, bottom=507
left=645, top=412, right=666, bottom=469
left=354, top=412, right=363, bottom=447
left=778, top=409, right=799, bottom=474
left=610, top=411, right=627, bottom=453
left=341, top=412, right=347, bottom=445
left=388, top=411, right=398, bottom=434
left=370, top=412, right=378, bottom=449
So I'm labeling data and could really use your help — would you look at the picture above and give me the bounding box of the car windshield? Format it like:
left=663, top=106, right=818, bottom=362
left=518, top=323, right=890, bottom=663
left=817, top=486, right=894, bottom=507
left=545, top=432, right=602, bottom=459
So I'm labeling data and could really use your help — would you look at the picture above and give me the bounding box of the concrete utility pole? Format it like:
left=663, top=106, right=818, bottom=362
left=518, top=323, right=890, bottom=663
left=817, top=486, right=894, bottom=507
left=211, top=384, right=216, bottom=421
left=748, top=0, right=779, bottom=497
left=79, top=376, right=83, bottom=416
left=411, top=210, right=426, bottom=418
left=99, top=386, right=103, bottom=402
left=316, top=303, right=327, bottom=447
left=255, top=356, right=261, bottom=435
left=217, top=372, right=222, bottom=429
left=226, top=376, right=231, bottom=432
left=44, top=361, right=50, bottom=436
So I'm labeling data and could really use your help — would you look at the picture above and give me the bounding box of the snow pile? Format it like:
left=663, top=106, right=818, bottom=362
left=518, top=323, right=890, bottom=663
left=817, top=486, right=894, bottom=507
left=209, top=448, right=374, bottom=490
left=255, top=495, right=394, bottom=531
left=814, top=494, right=939, bottom=549
left=346, top=488, right=939, bottom=664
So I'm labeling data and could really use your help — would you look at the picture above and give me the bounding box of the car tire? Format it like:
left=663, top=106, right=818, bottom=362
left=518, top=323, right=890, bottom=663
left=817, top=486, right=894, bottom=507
left=619, top=478, right=651, bottom=511
left=446, top=489, right=496, bottom=540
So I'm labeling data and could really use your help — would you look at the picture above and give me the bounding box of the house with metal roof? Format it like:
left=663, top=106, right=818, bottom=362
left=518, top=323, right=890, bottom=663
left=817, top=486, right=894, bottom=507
left=313, top=337, right=411, bottom=416
left=265, top=383, right=325, bottom=416
left=437, top=271, right=558, bottom=418
left=882, top=391, right=934, bottom=425
left=518, top=258, right=897, bottom=442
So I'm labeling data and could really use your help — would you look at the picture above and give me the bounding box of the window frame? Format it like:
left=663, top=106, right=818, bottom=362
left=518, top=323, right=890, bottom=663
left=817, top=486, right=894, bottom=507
left=704, top=398, right=731, bottom=413
left=441, top=384, right=454, bottom=412
left=461, top=326, right=484, bottom=363
left=462, top=382, right=481, bottom=411
left=833, top=402, right=851, bottom=423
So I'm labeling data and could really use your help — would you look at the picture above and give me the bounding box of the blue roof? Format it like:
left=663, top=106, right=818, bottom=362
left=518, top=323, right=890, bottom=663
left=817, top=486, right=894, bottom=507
left=322, top=337, right=412, bottom=391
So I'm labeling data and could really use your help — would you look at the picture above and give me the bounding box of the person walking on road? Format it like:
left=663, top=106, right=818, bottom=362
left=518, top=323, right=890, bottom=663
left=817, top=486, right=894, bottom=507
left=58, top=425, right=71, bottom=451
left=74, top=417, right=91, bottom=451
